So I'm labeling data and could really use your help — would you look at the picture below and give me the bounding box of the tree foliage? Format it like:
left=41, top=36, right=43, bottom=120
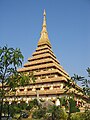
left=0, top=45, right=36, bottom=119
left=0, top=45, right=24, bottom=118
left=70, top=110, right=90, bottom=120
left=72, top=68, right=90, bottom=96
left=0, top=45, right=24, bottom=86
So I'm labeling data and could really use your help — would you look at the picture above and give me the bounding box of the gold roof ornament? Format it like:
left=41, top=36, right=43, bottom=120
left=38, top=9, right=51, bottom=47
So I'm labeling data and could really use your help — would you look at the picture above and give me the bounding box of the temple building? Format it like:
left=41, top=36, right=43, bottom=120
left=16, top=10, right=84, bottom=103
left=17, top=10, right=70, bottom=101
left=3, top=10, right=87, bottom=107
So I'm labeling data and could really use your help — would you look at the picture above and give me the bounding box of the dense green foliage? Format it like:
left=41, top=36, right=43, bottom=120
left=0, top=45, right=24, bottom=119
left=33, top=107, right=46, bottom=119
left=32, top=105, right=68, bottom=120
left=69, top=98, right=80, bottom=113
left=26, top=99, right=38, bottom=110
left=48, top=105, right=68, bottom=120
left=72, top=68, right=90, bottom=97
left=70, top=110, right=90, bottom=120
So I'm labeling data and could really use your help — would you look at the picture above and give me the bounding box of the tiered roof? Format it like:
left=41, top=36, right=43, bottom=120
left=16, top=10, right=76, bottom=101
left=18, top=10, right=70, bottom=82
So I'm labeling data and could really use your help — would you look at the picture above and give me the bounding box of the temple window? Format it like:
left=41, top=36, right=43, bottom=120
left=48, top=74, right=54, bottom=78
left=41, top=76, right=46, bottom=79
left=53, top=86, right=60, bottom=89
left=36, top=88, right=40, bottom=90
left=43, top=68, right=47, bottom=71
left=36, top=69, right=39, bottom=72
left=20, top=89, right=24, bottom=91
left=35, top=77, right=37, bottom=80
left=27, top=88, right=32, bottom=91
left=44, top=87, right=49, bottom=90
left=57, top=86, right=60, bottom=89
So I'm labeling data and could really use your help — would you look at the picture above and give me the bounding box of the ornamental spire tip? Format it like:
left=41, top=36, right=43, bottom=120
left=38, top=10, right=51, bottom=47
left=43, top=9, right=46, bottom=16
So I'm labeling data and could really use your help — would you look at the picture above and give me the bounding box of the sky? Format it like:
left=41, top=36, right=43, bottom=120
left=0, top=0, right=90, bottom=80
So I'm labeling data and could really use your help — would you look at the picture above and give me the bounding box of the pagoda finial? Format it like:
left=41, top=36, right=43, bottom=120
left=38, top=9, right=51, bottom=47
left=43, top=9, right=46, bottom=16
left=42, top=9, right=47, bottom=32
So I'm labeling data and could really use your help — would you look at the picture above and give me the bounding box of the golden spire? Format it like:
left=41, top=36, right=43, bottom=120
left=38, top=9, right=51, bottom=47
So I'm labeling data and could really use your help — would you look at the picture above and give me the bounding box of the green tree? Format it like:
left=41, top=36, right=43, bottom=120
left=70, top=112, right=84, bottom=120
left=82, top=68, right=90, bottom=96
left=83, top=110, right=90, bottom=120
left=32, top=107, right=46, bottom=119
left=70, top=110, right=90, bottom=120
left=0, top=45, right=24, bottom=119
left=72, top=68, right=90, bottom=96
left=71, top=74, right=85, bottom=84
left=64, top=78, right=81, bottom=120
left=69, top=98, right=80, bottom=113
left=87, top=67, right=90, bottom=77
left=47, top=105, right=68, bottom=120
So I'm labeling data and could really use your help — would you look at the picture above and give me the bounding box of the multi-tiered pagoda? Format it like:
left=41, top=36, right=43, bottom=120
left=15, top=10, right=84, bottom=104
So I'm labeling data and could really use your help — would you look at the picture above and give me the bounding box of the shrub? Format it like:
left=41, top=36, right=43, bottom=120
left=59, top=108, right=68, bottom=120
left=69, top=98, right=80, bottom=113
left=32, top=107, right=46, bottom=119
left=70, top=112, right=84, bottom=120
left=47, top=105, right=68, bottom=120
left=70, top=111, right=90, bottom=120
left=83, top=110, right=90, bottom=120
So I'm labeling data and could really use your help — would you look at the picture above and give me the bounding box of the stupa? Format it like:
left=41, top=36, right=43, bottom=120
left=3, top=10, right=85, bottom=105
left=16, top=10, right=83, bottom=103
